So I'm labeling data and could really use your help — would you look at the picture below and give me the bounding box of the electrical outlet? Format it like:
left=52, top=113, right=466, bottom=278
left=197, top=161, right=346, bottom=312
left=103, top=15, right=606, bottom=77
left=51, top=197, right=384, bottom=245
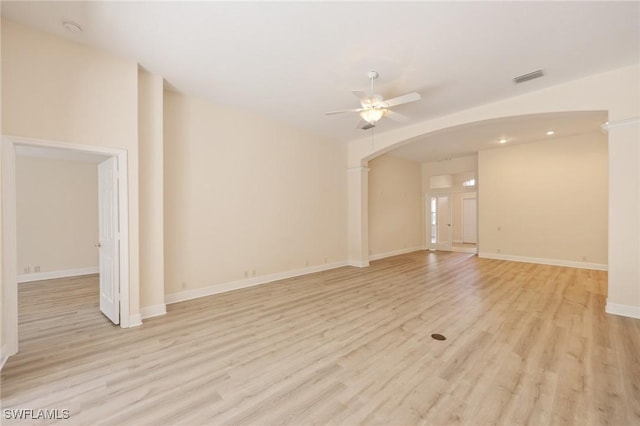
left=34, top=265, right=40, bottom=272
left=244, top=271, right=248, bottom=278
left=497, top=249, right=501, bottom=253
left=181, top=282, right=187, bottom=289
left=252, top=269, right=256, bottom=277
left=24, top=266, right=30, bottom=273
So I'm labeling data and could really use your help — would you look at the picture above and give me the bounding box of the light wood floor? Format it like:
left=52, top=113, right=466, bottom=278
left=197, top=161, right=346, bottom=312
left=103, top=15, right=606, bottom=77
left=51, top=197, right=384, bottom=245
left=2, top=252, right=639, bottom=425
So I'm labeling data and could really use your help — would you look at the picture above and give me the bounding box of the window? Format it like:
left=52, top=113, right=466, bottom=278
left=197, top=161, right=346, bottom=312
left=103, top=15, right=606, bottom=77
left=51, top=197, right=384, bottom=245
left=430, top=197, right=437, bottom=244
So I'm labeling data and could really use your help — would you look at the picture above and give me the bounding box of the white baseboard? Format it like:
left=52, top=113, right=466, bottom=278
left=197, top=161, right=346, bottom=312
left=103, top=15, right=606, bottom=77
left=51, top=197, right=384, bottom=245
left=478, top=252, right=607, bottom=271
left=348, top=260, right=369, bottom=268
left=166, top=261, right=349, bottom=305
left=606, top=301, right=640, bottom=319
left=128, top=314, right=143, bottom=328
left=141, top=304, right=167, bottom=319
left=1, top=344, right=9, bottom=371
left=452, top=247, right=477, bottom=254
left=18, top=267, right=99, bottom=283
left=369, top=246, right=424, bottom=261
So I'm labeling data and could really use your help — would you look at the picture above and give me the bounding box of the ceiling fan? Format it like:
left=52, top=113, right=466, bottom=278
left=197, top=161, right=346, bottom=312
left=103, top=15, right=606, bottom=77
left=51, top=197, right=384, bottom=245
left=325, top=71, right=421, bottom=130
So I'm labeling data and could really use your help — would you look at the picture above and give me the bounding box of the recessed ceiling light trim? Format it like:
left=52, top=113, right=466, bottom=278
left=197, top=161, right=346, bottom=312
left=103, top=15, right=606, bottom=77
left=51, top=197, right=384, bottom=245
left=62, top=20, right=83, bottom=34
left=513, top=69, right=544, bottom=84
left=546, top=130, right=555, bottom=136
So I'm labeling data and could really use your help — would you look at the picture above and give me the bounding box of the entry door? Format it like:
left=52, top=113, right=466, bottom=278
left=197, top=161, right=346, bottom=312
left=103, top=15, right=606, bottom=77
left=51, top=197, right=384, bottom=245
left=428, top=194, right=452, bottom=251
left=462, top=198, right=477, bottom=244
left=98, top=157, right=120, bottom=324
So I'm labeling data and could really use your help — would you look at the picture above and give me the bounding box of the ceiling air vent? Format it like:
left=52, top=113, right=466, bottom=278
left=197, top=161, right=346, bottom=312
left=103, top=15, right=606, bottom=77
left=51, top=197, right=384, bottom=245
left=513, top=69, right=544, bottom=84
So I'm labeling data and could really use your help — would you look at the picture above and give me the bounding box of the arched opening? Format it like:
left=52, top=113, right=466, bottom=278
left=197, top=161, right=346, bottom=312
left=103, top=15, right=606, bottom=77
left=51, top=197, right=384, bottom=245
left=357, top=111, right=609, bottom=269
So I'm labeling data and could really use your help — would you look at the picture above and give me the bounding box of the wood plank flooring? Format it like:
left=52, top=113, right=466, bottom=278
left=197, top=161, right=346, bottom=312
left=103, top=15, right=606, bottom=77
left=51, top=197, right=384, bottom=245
left=2, top=252, right=639, bottom=425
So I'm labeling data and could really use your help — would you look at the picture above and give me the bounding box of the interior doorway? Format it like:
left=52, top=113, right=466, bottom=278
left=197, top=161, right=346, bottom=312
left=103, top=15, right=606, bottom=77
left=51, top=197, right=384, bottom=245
left=428, top=191, right=477, bottom=253
left=2, top=136, right=131, bottom=361
left=453, top=195, right=477, bottom=254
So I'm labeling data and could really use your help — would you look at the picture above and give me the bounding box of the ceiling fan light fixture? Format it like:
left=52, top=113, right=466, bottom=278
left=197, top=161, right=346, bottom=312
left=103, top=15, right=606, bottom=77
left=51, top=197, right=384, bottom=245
left=360, top=108, right=385, bottom=124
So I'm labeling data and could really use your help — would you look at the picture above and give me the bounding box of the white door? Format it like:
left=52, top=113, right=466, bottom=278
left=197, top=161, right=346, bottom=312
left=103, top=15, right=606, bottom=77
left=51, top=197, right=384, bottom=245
left=98, top=157, right=120, bottom=324
left=428, top=194, right=452, bottom=251
left=462, top=198, right=477, bottom=244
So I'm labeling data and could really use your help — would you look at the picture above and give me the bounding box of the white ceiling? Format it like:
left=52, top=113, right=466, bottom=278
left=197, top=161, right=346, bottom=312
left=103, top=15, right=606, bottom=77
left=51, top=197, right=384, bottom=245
left=389, top=111, right=608, bottom=163
left=2, top=1, right=638, bottom=159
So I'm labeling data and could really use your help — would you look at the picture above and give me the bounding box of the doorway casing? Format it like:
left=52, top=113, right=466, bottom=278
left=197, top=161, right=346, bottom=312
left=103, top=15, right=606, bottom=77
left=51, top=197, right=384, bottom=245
left=2, top=135, right=132, bottom=360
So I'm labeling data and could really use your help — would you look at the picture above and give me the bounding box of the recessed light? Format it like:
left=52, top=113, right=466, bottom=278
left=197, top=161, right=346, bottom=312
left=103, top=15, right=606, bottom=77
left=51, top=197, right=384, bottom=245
left=499, top=138, right=508, bottom=144
left=546, top=130, right=555, bottom=136
left=62, top=20, right=83, bottom=33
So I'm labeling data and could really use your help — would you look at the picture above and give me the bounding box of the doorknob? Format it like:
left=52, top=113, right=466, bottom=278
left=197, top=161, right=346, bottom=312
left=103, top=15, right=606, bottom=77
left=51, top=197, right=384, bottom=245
left=95, top=243, right=102, bottom=248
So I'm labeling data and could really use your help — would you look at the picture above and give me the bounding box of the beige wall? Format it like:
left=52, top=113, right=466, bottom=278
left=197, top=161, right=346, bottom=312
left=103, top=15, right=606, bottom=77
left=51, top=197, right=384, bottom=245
left=368, top=154, right=422, bottom=257
left=163, top=91, right=347, bottom=295
left=16, top=157, right=98, bottom=275
left=608, top=121, right=640, bottom=308
left=478, top=131, right=608, bottom=265
left=138, top=69, right=165, bottom=310
left=2, top=19, right=140, bottom=316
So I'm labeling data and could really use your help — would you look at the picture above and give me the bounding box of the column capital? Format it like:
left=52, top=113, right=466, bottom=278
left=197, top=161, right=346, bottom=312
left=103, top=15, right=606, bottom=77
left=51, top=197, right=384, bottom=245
left=347, top=166, right=370, bottom=173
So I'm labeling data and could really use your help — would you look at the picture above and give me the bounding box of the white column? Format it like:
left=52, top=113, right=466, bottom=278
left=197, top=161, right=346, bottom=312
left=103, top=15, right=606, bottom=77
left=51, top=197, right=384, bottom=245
left=1, top=137, right=19, bottom=359
left=138, top=69, right=166, bottom=317
left=604, top=117, right=640, bottom=319
left=348, top=166, right=369, bottom=267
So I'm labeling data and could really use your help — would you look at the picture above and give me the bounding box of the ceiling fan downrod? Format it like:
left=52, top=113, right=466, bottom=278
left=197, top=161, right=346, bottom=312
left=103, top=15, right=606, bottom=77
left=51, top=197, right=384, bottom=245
left=367, top=71, right=378, bottom=99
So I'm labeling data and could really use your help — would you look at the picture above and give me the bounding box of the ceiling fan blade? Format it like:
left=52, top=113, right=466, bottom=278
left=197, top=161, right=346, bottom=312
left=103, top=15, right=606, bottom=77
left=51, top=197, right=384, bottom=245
left=325, top=108, right=363, bottom=115
left=383, top=92, right=421, bottom=107
left=384, top=110, right=410, bottom=123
